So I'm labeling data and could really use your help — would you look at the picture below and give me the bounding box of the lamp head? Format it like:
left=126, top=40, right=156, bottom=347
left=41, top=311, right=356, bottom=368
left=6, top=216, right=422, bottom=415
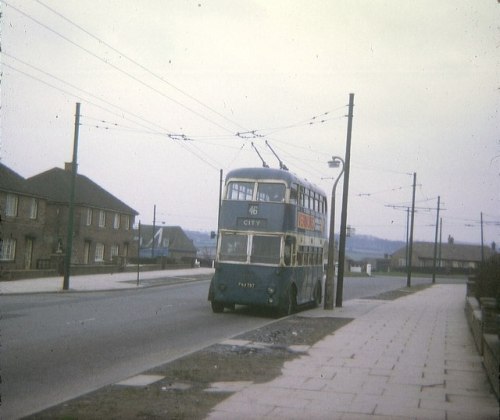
left=328, top=157, right=341, bottom=168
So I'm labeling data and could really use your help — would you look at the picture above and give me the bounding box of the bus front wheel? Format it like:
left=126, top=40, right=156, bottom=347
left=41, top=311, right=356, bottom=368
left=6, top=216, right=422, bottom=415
left=279, top=286, right=296, bottom=317
left=211, top=300, right=224, bottom=313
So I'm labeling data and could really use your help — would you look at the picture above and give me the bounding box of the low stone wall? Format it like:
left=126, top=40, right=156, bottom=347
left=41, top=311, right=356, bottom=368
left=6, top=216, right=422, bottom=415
left=466, top=296, right=483, bottom=354
left=465, top=296, right=500, bottom=400
left=483, top=334, right=500, bottom=399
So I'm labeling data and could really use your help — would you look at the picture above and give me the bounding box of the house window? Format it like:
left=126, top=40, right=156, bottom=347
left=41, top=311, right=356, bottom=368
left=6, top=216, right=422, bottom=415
left=0, top=238, right=16, bottom=261
left=111, top=244, right=119, bottom=258
left=114, top=213, right=120, bottom=229
left=98, top=210, right=106, bottom=228
left=95, top=243, right=105, bottom=262
left=6, top=194, right=18, bottom=217
left=123, top=215, right=130, bottom=230
left=86, top=208, right=93, bottom=226
left=29, top=198, right=38, bottom=219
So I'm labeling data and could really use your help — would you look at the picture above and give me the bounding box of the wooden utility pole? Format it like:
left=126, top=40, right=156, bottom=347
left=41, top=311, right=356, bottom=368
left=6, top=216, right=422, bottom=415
left=137, top=221, right=141, bottom=286
left=480, top=212, right=484, bottom=263
left=63, top=102, right=81, bottom=290
left=336, top=93, right=355, bottom=308
left=432, top=196, right=440, bottom=283
left=406, top=172, right=417, bottom=288
left=152, top=205, right=157, bottom=258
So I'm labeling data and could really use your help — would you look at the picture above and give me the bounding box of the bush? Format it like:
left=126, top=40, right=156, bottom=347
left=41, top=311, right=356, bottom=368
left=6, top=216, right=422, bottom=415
left=474, top=254, right=500, bottom=302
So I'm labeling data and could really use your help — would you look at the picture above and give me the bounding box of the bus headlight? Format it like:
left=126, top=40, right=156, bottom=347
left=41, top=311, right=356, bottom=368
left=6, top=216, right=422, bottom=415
left=267, top=286, right=275, bottom=295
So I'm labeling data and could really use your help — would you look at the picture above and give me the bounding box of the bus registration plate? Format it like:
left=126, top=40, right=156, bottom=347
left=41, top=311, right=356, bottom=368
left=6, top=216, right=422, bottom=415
left=238, top=282, right=256, bottom=288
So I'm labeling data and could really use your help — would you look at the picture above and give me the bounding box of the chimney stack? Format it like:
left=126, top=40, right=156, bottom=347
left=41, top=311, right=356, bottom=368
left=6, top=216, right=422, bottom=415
left=64, top=162, right=77, bottom=172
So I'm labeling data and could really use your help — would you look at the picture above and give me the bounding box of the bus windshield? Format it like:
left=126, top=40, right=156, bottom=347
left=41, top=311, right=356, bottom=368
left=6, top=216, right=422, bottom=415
left=220, top=233, right=247, bottom=262
left=219, top=233, right=281, bottom=265
left=251, top=235, right=281, bottom=264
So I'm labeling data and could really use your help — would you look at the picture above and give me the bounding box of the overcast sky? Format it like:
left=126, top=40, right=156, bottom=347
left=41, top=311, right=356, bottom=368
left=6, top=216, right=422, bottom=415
left=2, top=0, right=499, bottom=244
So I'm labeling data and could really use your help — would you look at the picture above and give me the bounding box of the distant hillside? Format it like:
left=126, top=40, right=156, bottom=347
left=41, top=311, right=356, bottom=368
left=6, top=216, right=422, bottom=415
left=185, top=229, right=404, bottom=261
left=185, top=230, right=216, bottom=258
left=344, top=234, right=405, bottom=261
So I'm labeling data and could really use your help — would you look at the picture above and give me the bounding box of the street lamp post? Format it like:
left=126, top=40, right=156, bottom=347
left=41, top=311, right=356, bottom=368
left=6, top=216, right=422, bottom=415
left=324, top=156, right=345, bottom=310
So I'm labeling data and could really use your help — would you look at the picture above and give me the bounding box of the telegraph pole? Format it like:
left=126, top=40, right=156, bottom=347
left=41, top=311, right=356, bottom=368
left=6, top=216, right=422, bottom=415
left=137, top=221, right=141, bottom=286
left=432, top=196, right=440, bottom=283
left=480, top=212, right=484, bottom=263
left=152, top=204, right=156, bottom=258
left=63, top=102, right=81, bottom=290
left=406, top=172, right=417, bottom=288
left=336, top=93, right=355, bottom=308
left=216, top=169, right=223, bottom=258
left=406, top=207, right=410, bottom=269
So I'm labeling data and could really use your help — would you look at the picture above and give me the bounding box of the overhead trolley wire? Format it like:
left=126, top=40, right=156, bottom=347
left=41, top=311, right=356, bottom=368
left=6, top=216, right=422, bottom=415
left=3, top=0, right=240, bottom=135
left=34, top=0, right=250, bottom=134
left=4, top=61, right=223, bottom=171
left=3, top=55, right=178, bottom=135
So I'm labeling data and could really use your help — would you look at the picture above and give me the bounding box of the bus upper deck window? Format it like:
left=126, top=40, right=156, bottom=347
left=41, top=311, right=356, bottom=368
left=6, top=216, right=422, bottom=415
left=256, top=183, right=285, bottom=202
left=226, top=181, right=254, bottom=201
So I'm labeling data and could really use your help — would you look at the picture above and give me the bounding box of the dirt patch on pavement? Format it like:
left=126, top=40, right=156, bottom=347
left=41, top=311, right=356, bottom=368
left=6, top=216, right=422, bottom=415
left=361, top=283, right=432, bottom=301
left=28, top=285, right=430, bottom=419
left=29, top=316, right=351, bottom=420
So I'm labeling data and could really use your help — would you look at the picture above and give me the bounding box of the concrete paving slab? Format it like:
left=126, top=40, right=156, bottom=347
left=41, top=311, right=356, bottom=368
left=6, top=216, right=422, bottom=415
left=206, top=284, right=499, bottom=419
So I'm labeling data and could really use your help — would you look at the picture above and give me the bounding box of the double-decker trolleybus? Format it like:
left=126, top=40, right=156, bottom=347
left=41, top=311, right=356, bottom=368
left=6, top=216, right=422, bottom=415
left=208, top=167, right=328, bottom=316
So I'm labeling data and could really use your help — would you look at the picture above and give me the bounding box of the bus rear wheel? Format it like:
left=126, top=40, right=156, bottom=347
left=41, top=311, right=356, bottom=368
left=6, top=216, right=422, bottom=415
left=211, top=300, right=224, bottom=313
left=313, top=281, right=322, bottom=307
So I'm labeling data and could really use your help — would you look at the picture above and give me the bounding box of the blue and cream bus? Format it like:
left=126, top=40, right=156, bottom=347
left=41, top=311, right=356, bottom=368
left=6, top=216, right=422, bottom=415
left=208, top=167, right=328, bottom=316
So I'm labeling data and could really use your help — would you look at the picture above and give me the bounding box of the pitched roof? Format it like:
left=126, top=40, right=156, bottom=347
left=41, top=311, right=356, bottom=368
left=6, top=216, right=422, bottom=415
left=0, top=162, right=32, bottom=195
left=140, top=225, right=197, bottom=253
left=394, top=242, right=496, bottom=262
left=26, top=167, right=138, bottom=215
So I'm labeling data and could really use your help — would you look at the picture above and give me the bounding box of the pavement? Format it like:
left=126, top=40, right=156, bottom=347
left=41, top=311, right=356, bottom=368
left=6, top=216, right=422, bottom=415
left=0, top=267, right=216, bottom=294
left=1, top=272, right=498, bottom=419
left=207, top=284, right=499, bottom=419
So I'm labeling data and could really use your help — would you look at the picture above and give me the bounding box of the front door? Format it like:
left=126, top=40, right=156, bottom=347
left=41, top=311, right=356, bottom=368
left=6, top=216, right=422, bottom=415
left=25, top=238, right=33, bottom=269
left=84, top=241, right=91, bottom=264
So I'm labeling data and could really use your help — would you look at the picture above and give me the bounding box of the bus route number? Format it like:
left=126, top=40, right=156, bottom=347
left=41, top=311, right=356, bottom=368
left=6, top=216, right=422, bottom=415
left=248, top=205, right=259, bottom=216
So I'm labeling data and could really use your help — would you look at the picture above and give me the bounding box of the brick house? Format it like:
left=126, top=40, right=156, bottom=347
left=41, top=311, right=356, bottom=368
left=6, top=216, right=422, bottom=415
left=0, top=162, right=138, bottom=272
left=0, top=163, right=48, bottom=270
left=391, top=241, right=497, bottom=273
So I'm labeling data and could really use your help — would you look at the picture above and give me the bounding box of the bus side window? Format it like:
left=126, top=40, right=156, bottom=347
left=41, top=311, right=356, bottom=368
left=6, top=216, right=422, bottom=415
left=284, top=236, right=296, bottom=266
left=290, top=184, right=298, bottom=205
left=297, top=246, right=303, bottom=266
